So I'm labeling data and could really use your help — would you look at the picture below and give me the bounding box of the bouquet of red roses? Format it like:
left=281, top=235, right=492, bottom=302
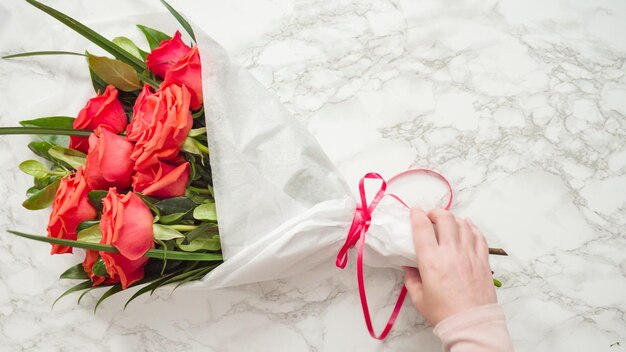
left=0, top=0, right=222, bottom=309
left=1, top=0, right=508, bottom=339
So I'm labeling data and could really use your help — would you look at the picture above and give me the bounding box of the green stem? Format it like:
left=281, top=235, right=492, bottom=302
left=488, top=248, right=508, bottom=256
left=0, top=127, right=92, bottom=137
left=3, top=51, right=86, bottom=59
left=195, top=141, right=209, bottom=154
left=8, top=230, right=222, bottom=261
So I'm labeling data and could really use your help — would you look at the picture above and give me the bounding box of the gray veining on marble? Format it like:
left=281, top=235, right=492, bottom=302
left=0, top=0, right=625, bottom=351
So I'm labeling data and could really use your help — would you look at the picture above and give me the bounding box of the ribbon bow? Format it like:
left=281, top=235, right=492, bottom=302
left=336, top=169, right=453, bottom=340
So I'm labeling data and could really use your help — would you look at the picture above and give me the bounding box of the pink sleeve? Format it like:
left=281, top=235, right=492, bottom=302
left=432, top=304, right=514, bottom=352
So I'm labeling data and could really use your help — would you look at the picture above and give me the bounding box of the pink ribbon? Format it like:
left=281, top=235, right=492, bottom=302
left=336, top=169, right=453, bottom=340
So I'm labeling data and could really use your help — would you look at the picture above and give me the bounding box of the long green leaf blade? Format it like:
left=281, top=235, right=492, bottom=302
left=52, top=280, right=93, bottom=308
left=159, top=0, right=196, bottom=42
left=94, top=284, right=122, bottom=313
left=3, top=51, right=86, bottom=59
left=0, top=127, right=92, bottom=137
left=8, top=231, right=223, bottom=261
left=60, top=263, right=89, bottom=280
left=124, top=273, right=178, bottom=309
left=25, top=0, right=146, bottom=71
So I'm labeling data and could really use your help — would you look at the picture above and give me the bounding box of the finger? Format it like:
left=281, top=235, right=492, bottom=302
left=403, top=266, right=424, bottom=310
left=410, top=208, right=438, bottom=262
left=457, top=218, right=475, bottom=251
left=427, top=209, right=459, bottom=248
left=469, top=220, right=489, bottom=261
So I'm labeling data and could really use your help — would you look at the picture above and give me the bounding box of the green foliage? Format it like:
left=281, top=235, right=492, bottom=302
left=193, top=202, right=217, bottom=221
left=77, top=224, right=102, bottom=244
left=59, top=264, right=89, bottom=280
left=153, top=224, right=185, bottom=241
left=87, top=54, right=142, bottom=92
left=25, top=0, right=146, bottom=71
left=22, top=179, right=60, bottom=210
left=136, top=25, right=171, bottom=50
left=159, top=0, right=196, bottom=42
left=88, top=190, right=108, bottom=212
left=3, top=51, right=85, bottom=59
left=48, top=146, right=86, bottom=169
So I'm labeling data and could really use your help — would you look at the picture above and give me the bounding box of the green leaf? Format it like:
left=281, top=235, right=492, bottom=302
left=158, top=212, right=189, bottom=225
left=136, top=25, right=171, bottom=50
left=91, top=257, right=108, bottom=277
left=59, top=264, right=89, bottom=280
left=193, top=202, right=217, bottom=221
left=0, top=127, right=91, bottom=137
left=19, top=116, right=75, bottom=146
left=87, top=54, right=142, bottom=92
left=25, top=0, right=146, bottom=71
left=19, top=116, right=75, bottom=129
left=3, top=50, right=86, bottom=59
left=124, top=273, right=177, bottom=309
left=159, top=0, right=196, bottom=42
left=88, top=190, right=108, bottom=212
left=153, top=224, right=185, bottom=241
left=112, top=36, right=143, bottom=60
left=22, top=179, right=60, bottom=210
left=188, top=127, right=206, bottom=137
left=185, top=222, right=219, bottom=242
left=19, top=160, right=51, bottom=178
left=77, top=220, right=100, bottom=233
left=77, top=286, right=99, bottom=304
left=77, top=224, right=102, bottom=243
left=177, top=234, right=221, bottom=252
left=182, top=136, right=201, bottom=155
left=48, top=146, right=86, bottom=169
left=52, top=280, right=93, bottom=308
left=89, top=66, right=108, bottom=94
left=8, top=230, right=224, bottom=261
left=94, top=284, right=122, bottom=313
left=137, top=193, right=160, bottom=222
left=28, top=141, right=55, bottom=162
left=26, top=186, right=40, bottom=196
left=155, top=197, right=197, bottom=216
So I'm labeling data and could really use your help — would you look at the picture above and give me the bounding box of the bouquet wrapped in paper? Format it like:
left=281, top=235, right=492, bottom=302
left=1, top=0, right=506, bottom=339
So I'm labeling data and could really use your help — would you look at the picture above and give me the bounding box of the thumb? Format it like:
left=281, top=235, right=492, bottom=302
left=403, top=266, right=424, bottom=311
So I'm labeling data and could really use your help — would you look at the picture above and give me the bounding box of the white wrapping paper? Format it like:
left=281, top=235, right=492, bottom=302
left=193, top=29, right=424, bottom=289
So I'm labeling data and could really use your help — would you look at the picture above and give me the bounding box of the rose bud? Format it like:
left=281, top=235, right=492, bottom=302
left=84, top=127, right=134, bottom=191
left=98, top=189, right=154, bottom=289
left=47, top=167, right=98, bottom=254
left=70, top=85, right=128, bottom=153
left=161, top=46, right=203, bottom=110
left=128, top=85, right=192, bottom=168
left=133, top=159, right=190, bottom=198
left=146, top=31, right=192, bottom=78
left=82, top=250, right=111, bottom=286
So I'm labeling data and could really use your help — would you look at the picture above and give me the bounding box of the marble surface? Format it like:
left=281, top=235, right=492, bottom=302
left=1, top=0, right=625, bottom=351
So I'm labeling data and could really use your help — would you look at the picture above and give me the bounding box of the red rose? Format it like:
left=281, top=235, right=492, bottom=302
left=98, top=189, right=154, bottom=289
left=161, top=46, right=203, bottom=110
left=133, top=159, right=190, bottom=198
left=70, top=85, right=128, bottom=153
left=127, top=84, right=192, bottom=168
left=47, top=167, right=98, bottom=254
left=84, top=127, right=134, bottom=191
left=146, top=31, right=192, bottom=78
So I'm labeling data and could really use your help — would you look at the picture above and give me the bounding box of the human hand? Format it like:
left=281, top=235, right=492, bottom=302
left=403, top=208, right=497, bottom=326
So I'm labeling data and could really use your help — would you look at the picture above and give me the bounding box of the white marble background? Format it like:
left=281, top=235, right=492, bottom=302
left=1, top=0, right=625, bottom=351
